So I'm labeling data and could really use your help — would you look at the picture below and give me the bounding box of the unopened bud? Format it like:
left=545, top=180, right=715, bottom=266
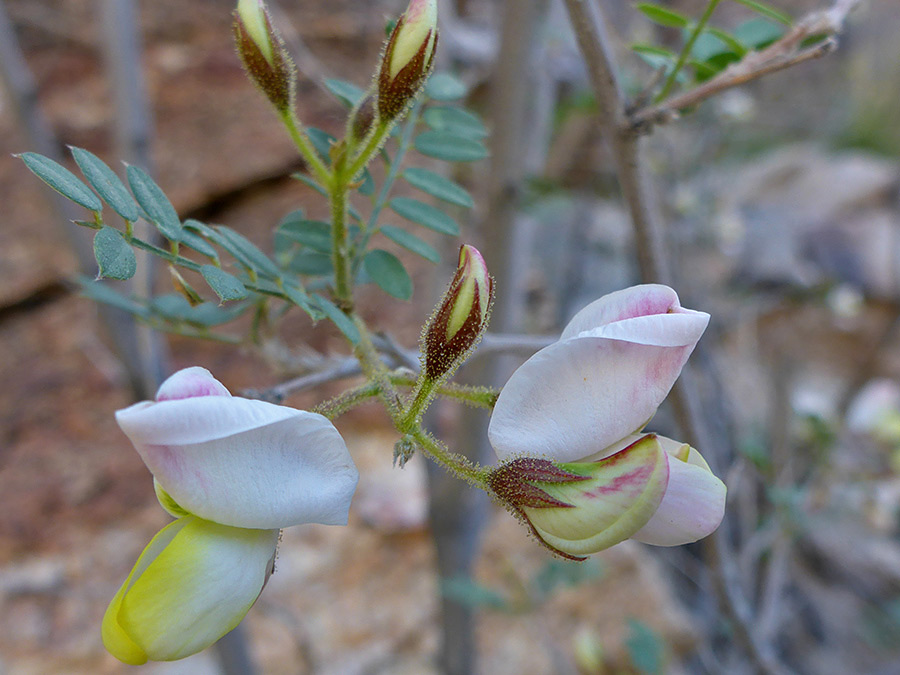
left=233, top=0, right=296, bottom=112
left=422, top=244, right=493, bottom=381
left=378, top=0, right=438, bottom=120
left=349, top=93, right=377, bottom=143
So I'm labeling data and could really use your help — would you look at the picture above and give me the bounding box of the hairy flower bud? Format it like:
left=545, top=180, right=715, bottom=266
left=349, top=93, right=377, bottom=143
left=422, top=244, right=493, bottom=381
left=233, top=0, right=296, bottom=112
left=378, top=0, right=438, bottom=120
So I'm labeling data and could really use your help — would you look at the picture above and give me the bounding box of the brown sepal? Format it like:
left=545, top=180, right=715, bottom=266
left=233, top=11, right=295, bottom=112
left=378, top=23, right=437, bottom=120
left=488, top=458, right=587, bottom=510
left=423, top=264, right=494, bottom=381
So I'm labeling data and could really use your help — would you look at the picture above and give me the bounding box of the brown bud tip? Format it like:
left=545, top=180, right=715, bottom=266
left=423, top=244, right=494, bottom=381
left=233, top=1, right=296, bottom=112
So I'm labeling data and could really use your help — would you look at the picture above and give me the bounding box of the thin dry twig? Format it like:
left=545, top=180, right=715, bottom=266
left=627, top=0, right=861, bottom=133
left=246, top=332, right=556, bottom=402
left=561, top=0, right=793, bottom=672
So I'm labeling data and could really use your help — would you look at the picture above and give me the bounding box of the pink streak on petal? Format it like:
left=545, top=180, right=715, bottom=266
left=143, top=443, right=211, bottom=500
left=405, top=0, right=429, bottom=22
left=583, top=464, right=655, bottom=499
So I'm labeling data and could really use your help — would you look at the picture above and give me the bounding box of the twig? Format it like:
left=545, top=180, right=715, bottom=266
left=755, top=358, right=796, bottom=645
left=628, top=0, right=861, bottom=133
left=243, top=358, right=364, bottom=403
left=245, top=331, right=556, bottom=403
left=561, top=1, right=788, bottom=673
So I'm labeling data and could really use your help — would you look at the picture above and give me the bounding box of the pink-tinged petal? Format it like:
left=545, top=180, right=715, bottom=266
left=155, top=367, right=232, bottom=401
left=490, top=286, right=709, bottom=464
left=632, top=445, right=726, bottom=546
left=117, top=396, right=297, bottom=446
left=522, top=435, right=670, bottom=556
left=581, top=311, right=709, bottom=348
left=489, top=337, right=699, bottom=463
left=116, top=398, right=358, bottom=529
left=560, top=284, right=686, bottom=340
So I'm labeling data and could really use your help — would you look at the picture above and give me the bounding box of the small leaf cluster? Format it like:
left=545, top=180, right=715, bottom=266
left=18, top=71, right=486, bottom=345
left=633, top=0, right=792, bottom=91
left=296, top=72, right=486, bottom=302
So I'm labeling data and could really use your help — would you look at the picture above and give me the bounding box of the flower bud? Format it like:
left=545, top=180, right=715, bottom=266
left=378, top=0, right=438, bottom=120
left=349, top=93, right=377, bottom=143
left=422, top=244, right=494, bottom=381
left=488, top=435, right=670, bottom=560
left=233, top=0, right=296, bottom=112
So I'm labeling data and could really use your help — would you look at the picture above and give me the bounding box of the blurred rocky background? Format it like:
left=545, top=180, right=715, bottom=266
left=1, top=0, right=899, bottom=673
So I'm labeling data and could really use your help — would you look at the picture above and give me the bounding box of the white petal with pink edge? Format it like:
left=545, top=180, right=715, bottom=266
left=116, top=397, right=358, bottom=529
left=489, top=337, right=697, bottom=463
left=560, top=284, right=699, bottom=340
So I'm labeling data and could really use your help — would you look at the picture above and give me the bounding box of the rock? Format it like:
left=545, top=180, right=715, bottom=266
left=344, top=430, right=429, bottom=533
left=0, top=558, right=65, bottom=597
left=708, top=145, right=900, bottom=295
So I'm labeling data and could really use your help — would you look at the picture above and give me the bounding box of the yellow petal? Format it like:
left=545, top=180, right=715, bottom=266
left=103, top=516, right=278, bottom=663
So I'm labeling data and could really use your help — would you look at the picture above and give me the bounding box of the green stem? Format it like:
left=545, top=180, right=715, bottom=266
left=346, top=120, right=392, bottom=183
left=655, top=0, right=722, bottom=103
left=279, top=109, right=332, bottom=187
left=314, top=381, right=381, bottom=419
left=329, top=177, right=353, bottom=308
left=353, top=102, right=422, bottom=273
left=401, top=380, right=431, bottom=430
left=132, top=236, right=203, bottom=272
left=352, top=314, right=404, bottom=420
left=411, top=427, right=490, bottom=486
left=391, top=373, right=499, bottom=410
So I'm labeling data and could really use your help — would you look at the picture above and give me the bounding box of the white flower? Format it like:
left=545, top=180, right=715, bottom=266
left=115, top=367, right=359, bottom=529
left=104, top=367, right=358, bottom=663
left=487, top=285, right=726, bottom=557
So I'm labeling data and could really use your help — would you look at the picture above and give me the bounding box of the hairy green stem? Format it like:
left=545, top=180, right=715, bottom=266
left=314, top=373, right=498, bottom=420
left=346, top=120, right=392, bottom=182
left=656, top=0, right=722, bottom=102
left=329, top=177, right=354, bottom=308
left=279, top=109, right=332, bottom=186
left=391, top=374, right=499, bottom=410
left=411, top=427, right=490, bottom=486
left=401, top=378, right=434, bottom=430
left=352, top=314, right=404, bottom=419
left=314, top=380, right=381, bottom=419
left=354, top=102, right=423, bottom=272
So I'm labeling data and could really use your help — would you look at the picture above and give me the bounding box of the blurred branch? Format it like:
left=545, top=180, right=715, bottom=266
left=100, top=0, right=170, bottom=394
left=756, top=358, right=795, bottom=645
left=248, top=332, right=555, bottom=402
left=627, top=0, right=861, bottom=133
left=560, top=1, right=788, bottom=673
